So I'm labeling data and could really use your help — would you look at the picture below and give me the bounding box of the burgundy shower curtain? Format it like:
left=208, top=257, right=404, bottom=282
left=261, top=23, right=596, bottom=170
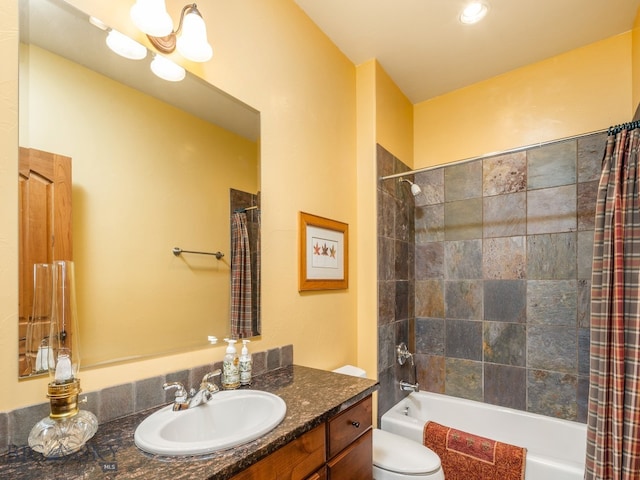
left=230, top=212, right=253, bottom=338
left=585, top=127, right=640, bottom=479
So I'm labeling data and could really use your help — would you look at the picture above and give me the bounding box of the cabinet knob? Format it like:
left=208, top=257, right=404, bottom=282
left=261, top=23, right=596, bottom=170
left=351, top=421, right=360, bottom=428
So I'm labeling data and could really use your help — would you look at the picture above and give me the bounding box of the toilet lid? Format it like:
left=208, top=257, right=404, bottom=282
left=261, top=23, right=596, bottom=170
left=373, top=429, right=441, bottom=475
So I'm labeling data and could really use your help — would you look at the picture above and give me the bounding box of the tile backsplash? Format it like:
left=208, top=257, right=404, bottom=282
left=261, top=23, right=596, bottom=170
left=1, top=344, right=293, bottom=454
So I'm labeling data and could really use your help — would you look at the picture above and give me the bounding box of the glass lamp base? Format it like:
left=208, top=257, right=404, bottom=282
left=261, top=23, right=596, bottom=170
left=28, top=410, right=98, bottom=458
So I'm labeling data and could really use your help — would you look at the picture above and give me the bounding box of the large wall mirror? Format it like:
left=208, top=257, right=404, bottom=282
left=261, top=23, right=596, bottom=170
left=18, top=0, right=261, bottom=377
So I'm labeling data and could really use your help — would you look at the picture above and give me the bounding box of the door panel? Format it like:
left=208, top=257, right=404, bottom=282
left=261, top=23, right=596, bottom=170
left=18, top=147, right=72, bottom=376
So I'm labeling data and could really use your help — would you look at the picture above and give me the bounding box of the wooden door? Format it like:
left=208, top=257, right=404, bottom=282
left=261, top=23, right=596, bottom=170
left=18, top=147, right=72, bottom=376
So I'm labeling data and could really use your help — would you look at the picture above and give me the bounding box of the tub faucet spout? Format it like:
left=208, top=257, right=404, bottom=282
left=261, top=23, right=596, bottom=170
left=400, top=380, right=419, bottom=392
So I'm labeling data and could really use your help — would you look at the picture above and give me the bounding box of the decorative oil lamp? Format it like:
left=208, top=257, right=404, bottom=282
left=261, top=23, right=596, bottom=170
left=28, top=261, right=98, bottom=458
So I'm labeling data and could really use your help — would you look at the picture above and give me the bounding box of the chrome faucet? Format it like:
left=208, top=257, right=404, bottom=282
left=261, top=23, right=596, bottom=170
left=163, top=369, right=221, bottom=411
left=163, top=381, right=190, bottom=410
left=188, top=370, right=222, bottom=408
left=400, top=380, right=419, bottom=392
left=397, top=343, right=419, bottom=392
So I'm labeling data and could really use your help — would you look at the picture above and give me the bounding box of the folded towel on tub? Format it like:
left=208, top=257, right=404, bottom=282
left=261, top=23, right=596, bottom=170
left=424, top=421, right=526, bottom=480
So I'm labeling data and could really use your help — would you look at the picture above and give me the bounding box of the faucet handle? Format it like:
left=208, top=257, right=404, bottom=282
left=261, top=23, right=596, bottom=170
left=202, top=369, right=221, bottom=383
left=201, top=369, right=222, bottom=392
left=163, top=381, right=188, bottom=402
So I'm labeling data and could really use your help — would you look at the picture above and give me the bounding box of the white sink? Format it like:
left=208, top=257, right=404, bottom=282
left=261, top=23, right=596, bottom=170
left=134, top=389, right=287, bottom=456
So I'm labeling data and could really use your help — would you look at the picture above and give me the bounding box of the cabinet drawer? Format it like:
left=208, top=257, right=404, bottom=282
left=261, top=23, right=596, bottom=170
left=306, top=466, right=327, bottom=480
left=327, top=396, right=372, bottom=458
left=230, top=424, right=326, bottom=480
left=327, top=428, right=372, bottom=480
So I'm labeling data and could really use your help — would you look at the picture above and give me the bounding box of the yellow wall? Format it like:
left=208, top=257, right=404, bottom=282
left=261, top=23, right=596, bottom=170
left=355, top=60, right=377, bottom=380
left=633, top=10, right=640, bottom=114
left=415, top=33, right=633, bottom=167
left=375, top=62, right=414, bottom=167
left=0, top=0, right=358, bottom=412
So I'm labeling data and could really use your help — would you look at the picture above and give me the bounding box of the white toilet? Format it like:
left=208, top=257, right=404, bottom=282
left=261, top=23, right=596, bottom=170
left=332, top=366, right=445, bottom=480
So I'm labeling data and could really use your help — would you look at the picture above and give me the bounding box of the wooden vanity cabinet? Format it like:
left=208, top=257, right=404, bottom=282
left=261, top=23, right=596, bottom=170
left=229, top=395, right=373, bottom=480
left=229, top=424, right=326, bottom=480
left=326, top=396, right=373, bottom=480
left=306, top=466, right=327, bottom=480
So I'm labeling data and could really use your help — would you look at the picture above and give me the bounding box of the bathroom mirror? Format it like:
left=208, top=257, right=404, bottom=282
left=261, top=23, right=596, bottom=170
left=18, top=0, right=261, bottom=377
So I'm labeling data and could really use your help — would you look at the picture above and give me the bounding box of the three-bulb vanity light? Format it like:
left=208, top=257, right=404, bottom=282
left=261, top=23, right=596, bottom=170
left=130, top=1, right=213, bottom=62
left=90, top=1, right=212, bottom=82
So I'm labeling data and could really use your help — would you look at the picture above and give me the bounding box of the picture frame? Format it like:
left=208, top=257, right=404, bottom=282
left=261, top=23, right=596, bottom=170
left=299, top=212, right=349, bottom=291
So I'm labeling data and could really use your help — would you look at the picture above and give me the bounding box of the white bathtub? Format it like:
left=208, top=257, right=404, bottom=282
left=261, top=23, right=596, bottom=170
left=380, top=391, right=587, bottom=480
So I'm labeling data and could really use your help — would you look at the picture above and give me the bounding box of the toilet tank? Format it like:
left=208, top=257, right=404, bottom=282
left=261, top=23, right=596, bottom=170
left=332, top=365, right=367, bottom=378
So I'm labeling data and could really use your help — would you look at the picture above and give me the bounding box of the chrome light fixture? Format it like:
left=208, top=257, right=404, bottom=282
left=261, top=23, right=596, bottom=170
left=130, top=1, right=213, bottom=62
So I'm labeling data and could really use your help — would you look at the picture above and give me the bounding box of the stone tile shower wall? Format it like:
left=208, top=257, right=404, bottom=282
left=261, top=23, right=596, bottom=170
left=377, top=132, right=606, bottom=423
left=377, top=145, right=416, bottom=419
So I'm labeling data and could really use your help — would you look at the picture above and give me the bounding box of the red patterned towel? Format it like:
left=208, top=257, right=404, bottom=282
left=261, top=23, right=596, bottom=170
left=424, top=421, right=526, bottom=480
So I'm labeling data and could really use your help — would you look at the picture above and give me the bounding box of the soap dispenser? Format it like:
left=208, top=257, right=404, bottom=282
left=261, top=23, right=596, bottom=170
left=239, top=340, right=252, bottom=386
left=222, top=338, right=240, bottom=390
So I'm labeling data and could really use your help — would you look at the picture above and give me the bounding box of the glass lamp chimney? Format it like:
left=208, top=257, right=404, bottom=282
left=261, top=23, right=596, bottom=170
left=48, top=262, right=79, bottom=382
left=47, top=260, right=82, bottom=417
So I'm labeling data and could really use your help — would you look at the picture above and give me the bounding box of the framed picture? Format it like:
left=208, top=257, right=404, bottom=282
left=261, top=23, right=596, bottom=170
left=299, top=212, right=349, bottom=291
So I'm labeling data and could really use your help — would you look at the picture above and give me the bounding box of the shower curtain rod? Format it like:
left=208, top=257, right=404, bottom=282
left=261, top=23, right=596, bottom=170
left=234, top=205, right=259, bottom=213
left=379, top=127, right=608, bottom=181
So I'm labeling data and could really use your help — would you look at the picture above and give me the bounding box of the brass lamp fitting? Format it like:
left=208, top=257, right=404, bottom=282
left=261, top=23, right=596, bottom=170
left=47, top=378, right=81, bottom=419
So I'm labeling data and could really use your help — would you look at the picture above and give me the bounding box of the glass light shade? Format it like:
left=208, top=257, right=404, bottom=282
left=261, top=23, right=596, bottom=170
left=130, top=0, right=173, bottom=37
left=106, top=30, right=148, bottom=60
left=88, top=16, right=108, bottom=31
left=150, top=54, right=186, bottom=82
left=176, top=10, right=212, bottom=62
left=24, top=263, right=54, bottom=376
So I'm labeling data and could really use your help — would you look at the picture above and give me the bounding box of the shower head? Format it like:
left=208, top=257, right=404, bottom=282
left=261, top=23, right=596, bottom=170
left=399, top=178, right=422, bottom=197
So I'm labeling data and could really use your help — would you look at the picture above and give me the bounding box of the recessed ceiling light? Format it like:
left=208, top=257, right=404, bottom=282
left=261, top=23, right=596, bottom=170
left=460, top=1, right=489, bottom=25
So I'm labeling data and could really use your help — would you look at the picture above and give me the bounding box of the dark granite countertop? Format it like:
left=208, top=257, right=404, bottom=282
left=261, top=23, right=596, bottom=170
left=0, top=365, right=378, bottom=479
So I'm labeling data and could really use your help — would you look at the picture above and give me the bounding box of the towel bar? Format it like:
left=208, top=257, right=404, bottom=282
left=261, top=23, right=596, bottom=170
left=172, top=247, right=224, bottom=260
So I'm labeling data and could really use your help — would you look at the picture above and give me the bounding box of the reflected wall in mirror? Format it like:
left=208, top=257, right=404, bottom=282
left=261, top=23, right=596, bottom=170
left=18, top=0, right=261, bottom=377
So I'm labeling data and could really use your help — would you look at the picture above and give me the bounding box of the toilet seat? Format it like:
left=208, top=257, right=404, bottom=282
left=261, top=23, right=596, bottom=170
left=373, top=429, right=441, bottom=475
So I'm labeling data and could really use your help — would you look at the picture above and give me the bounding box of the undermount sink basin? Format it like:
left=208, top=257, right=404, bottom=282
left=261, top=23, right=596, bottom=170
left=134, top=389, right=287, bottom=456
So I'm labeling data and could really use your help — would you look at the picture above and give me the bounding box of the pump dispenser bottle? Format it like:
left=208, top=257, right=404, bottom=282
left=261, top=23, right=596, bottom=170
left=239, top=340, right=252, bottom=386
left=222, top=338, right=240, bottom=390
